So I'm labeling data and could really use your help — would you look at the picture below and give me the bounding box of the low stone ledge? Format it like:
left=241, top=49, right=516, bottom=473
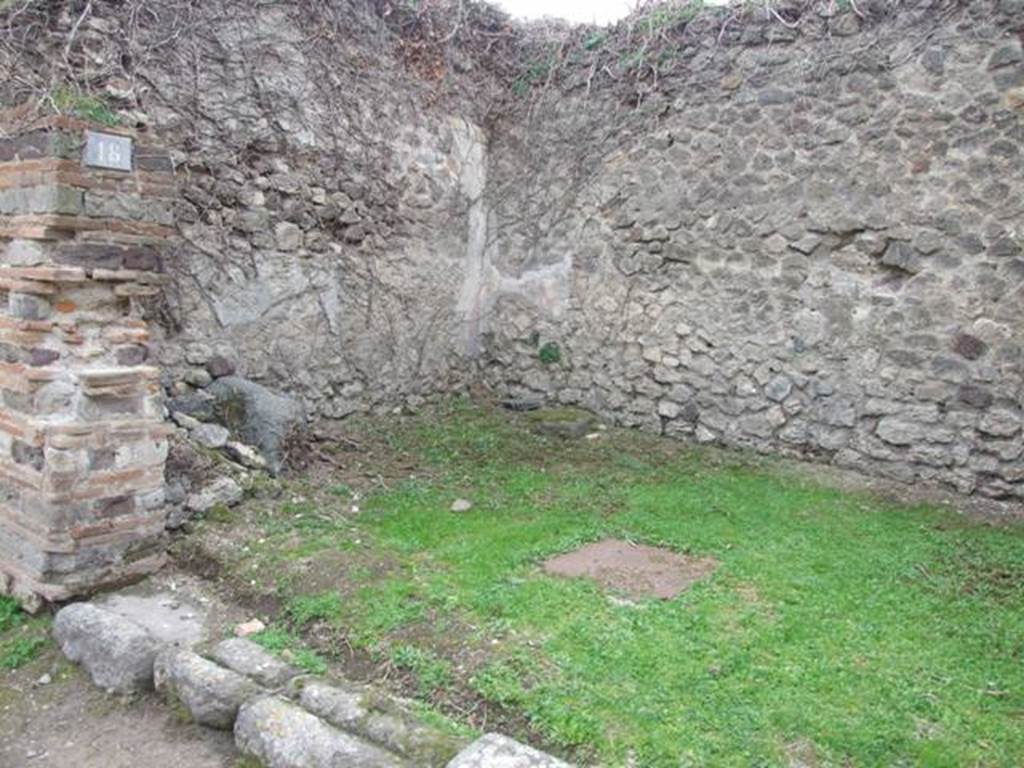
left=235, top=695, right=409, bottom=768
left=211, top=636, right=300, bottom=688
left=297, top=679, right=464, bottom=764
left=154, top=647, right=262, bottom=729
left=53, top=601, right=160, bottom=693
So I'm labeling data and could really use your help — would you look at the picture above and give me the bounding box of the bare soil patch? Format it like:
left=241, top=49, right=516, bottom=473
left=543, top=538, right=718, bottom=600
left=1, top=647, right=236, bottom=768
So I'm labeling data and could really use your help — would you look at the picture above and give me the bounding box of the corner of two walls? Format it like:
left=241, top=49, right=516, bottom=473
left=112, top=1, right=1021, bottom=502
left=107, top=3, right=487, bottom=419
left=472, top=3, right=1024, bottom=503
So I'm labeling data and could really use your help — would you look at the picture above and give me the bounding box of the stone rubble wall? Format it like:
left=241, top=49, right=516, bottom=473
left=3, top=1, right=1021, bottom=508
left=117, top=3, right=488, bottom=419
left=2, top=2, right=490, bottom=419
left=0, top=115, right=175, bottom=605
left=479, top=1, right=1024, bottom=501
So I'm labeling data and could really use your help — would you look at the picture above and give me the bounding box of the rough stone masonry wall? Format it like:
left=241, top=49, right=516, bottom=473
left=0, top=114, right=175, bottom=605
left=479, top=1, right=1024, bottom=501
left=5, top=1, right=491, bottom=418
left=4, top=0, right=1023, bottom=505
left=143, top=3, right=488, bottom=418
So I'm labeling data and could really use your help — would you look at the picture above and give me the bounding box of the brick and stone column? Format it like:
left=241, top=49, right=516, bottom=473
left=0, top=113, right=175, bottom=608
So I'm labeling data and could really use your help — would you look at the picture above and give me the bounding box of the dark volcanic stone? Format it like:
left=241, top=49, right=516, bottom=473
left=205, top=354, right=236, bottom=379
left=952, top=333, right=988, bottom=361
left=957, top=384, right=994, bottom=409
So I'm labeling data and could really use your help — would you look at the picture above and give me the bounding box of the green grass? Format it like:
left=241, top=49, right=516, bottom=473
left=0, top=596, right=49, bottom=670
left=220, top=402, right=1024, bottom=766
left=287, top=591, right=345, bottom=627
left=391, top=643, right=453, bottom=696
left=250, top=627, right=328, bottom=675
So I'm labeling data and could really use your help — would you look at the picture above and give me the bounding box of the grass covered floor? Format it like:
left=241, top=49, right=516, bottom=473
left=188, top=401, right=1024, bottom=767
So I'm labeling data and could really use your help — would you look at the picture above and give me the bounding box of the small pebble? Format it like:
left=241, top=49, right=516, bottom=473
left=450, top=498, right=473, bottom=512
left=235, top=618, right=266, bottom=637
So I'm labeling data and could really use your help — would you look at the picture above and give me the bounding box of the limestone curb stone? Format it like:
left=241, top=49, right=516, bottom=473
left=446, top=733, right=572, bottom=768
left=211, top=637, right=300, bottom=688
left=53, top=602, right=161, bottom=693
left=154, top=647, right=262, bottom=729
left=297, top=679, right=464, bottom=764
left=53, top=596, right=572, bottom=768
left=234, top=695, right=409, bottom=768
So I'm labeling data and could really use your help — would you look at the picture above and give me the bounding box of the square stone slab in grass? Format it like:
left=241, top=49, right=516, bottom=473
left=542, top=538, right=717, bottom=600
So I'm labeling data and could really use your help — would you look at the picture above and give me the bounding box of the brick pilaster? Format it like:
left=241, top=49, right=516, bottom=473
left=0, top=114, right=176, bottom=607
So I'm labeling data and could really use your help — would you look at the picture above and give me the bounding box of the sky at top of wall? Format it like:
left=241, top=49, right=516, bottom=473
left=493, top=0, right=730, bottom=25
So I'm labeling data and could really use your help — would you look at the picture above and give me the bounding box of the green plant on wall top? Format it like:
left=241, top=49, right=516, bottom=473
left=512, top=55, right=554, bottom=96
left=583, top=31, right=607, bottom=51
left=641, top=0, right=705, bottom=33
left=52, top=86, right=121, bottom=127
left=538, top=341, right=561, bottom=365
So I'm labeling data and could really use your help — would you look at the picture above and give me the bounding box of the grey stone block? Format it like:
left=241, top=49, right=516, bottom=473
left=191, top=422, right=230, bottom=449
left=299, top=679, right=464, bottom=764
left=234, top=695, right=407, bottom=767
left=185, top=476, right=243, bottom=514
left=54, top=603, right=159, bottom=693
left=446, top=734, right=571, bottom=768
left=211, top=637, right=299, bottom=688
left=207, top=376, right=304, bottom=475
left=154, top=648, right=262, bottom=729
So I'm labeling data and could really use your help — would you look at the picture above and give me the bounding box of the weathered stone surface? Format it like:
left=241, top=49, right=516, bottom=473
left=876, top=417, right=953, bottom=446
left=184, top=368, right=214, bottom=388
left=979, top=410, right=1022, bottom=438
left=830, top=13, right=861, bottom=37
left=94, top=590, right=208, bottom=649
left=172, top=411, right=202, bottom=430
left=211, top=637, right=299, bottom=688
left=880, top=241, right=922, bottom=274
left=154, top=648, right=262, bottom=729
left=207, top=377, right=304, bottom=475
left=225, top=441, right=268, bottom=469
left=206, top=354, right=237, bottom=379
left=167, top=392, right=216, bottom=422
left=299, top=680, right=464, bottom=764
left=764, top=375, right=793, bottom=403
left=446, top=734, right=570, bottom=768
left=192, top=422, right=230, bottom=449
left=274, top=222, right=303, bottom=251
left=234, top=695, right=407, bottom=768
left=952, top=334, right=988, bottom=361
left=53, top=603, right=160, bottom=693
left=186, top=476, right=243, bottom=513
